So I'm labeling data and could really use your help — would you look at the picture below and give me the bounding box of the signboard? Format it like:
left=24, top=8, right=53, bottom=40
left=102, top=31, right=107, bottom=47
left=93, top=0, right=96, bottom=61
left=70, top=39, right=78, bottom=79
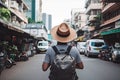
left=101, top=28, right=120, bottom=35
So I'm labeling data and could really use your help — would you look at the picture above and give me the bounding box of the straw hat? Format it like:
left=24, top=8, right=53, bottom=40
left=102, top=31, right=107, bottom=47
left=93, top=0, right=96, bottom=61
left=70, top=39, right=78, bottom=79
left=51, top=23, right=77, bottom=43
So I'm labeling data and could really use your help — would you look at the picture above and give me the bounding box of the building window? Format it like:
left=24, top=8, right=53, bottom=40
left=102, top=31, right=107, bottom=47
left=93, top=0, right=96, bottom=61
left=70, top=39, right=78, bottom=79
left=91, top=10, right=101, bottom=15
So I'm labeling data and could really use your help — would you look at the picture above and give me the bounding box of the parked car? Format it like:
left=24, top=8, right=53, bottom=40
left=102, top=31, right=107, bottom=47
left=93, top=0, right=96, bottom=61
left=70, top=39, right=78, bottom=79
left=84, top=39, right=105, bottom=57
left=77, top=42, right=86, bottom=54
left=37, top=41, right=49, bottom=53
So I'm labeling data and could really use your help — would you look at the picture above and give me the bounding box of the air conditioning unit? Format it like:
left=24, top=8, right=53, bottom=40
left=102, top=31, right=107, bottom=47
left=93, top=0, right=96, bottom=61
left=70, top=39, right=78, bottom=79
left=10, top=1, right=19, bottom=10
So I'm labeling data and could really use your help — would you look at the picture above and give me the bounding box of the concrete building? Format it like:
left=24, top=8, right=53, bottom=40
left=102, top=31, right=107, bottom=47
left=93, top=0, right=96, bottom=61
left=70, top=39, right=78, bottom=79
left=24, top=0, right=32, bottom=18
left=23, top=23, right=48, bottom=40
left=3, top=0, right=28, bottom=28
left=42, top=13, right=52, bottom=32
left=32, top=0, right=42, bottom=22
left=85, top=0, right=102, bottom=31
left=100, top=0, right=120, bottom=45
left=0, top=0, right=34, bottom=44
left=78, top=12, right=87, bottom=31
left=71, top=8, right=81, bottom=30
left=25, top=0, right=42, bottom=22
left=48, top=14, right=52, bottom=31
left=83, top=0, right=102, bottom=40
left=71, top=9, right=87, bottom=31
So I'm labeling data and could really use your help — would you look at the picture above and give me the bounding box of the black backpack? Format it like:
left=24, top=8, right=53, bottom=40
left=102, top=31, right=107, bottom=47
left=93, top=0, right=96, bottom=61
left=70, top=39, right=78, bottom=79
left=49, top=46, right=78, bottom=80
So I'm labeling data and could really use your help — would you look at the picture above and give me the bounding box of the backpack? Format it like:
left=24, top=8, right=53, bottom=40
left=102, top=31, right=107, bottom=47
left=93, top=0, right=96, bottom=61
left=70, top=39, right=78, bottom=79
left=49, top=46, right=78, bottom=80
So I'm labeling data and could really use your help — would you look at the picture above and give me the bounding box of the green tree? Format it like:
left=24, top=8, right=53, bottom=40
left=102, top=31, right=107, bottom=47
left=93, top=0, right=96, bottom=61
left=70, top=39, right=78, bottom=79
left=28, top=17, right=34, bottom=23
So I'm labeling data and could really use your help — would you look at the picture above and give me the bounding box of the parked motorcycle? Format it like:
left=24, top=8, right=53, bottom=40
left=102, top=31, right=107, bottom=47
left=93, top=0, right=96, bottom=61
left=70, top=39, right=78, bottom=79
left=19, top=51, right=29, bottom=61
left=15, top=51, right=29, bottom=61
left=98, top=48, right=112, bottom=61
left=0, top=50, right=13, bottom=74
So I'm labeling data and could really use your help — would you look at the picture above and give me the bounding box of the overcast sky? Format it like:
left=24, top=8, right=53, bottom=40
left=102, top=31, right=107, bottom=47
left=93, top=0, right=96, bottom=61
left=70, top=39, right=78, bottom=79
left=42, top=0, right=86, bottom=27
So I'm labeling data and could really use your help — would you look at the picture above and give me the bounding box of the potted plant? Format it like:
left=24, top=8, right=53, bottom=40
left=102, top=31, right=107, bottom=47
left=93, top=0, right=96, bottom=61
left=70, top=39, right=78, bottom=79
left=0, top=7, right=11, bottom=21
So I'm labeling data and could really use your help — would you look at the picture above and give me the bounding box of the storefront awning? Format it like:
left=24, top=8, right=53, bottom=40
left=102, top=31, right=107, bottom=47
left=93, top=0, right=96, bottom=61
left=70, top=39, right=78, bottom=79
left=101, top=28, right=120, bottom=35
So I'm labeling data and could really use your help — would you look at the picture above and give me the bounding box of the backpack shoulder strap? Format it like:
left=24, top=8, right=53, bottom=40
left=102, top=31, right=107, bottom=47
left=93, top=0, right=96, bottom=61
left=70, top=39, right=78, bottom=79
left=52, top=46, right=60, bottom=54
left=66, top=46, right=72, bottom=55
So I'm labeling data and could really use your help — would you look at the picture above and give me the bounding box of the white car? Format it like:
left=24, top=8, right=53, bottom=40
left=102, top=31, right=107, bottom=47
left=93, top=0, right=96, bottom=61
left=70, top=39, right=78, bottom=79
left=77, top=42, right=86, bottom=54
left=37, top=41, right=49, bottom=53
left=85, top=39, right=105, bottom=57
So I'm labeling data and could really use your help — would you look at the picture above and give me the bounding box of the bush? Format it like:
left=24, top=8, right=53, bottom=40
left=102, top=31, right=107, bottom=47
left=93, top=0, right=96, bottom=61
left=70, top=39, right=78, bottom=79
left=0, top=7, right=11, bottom=21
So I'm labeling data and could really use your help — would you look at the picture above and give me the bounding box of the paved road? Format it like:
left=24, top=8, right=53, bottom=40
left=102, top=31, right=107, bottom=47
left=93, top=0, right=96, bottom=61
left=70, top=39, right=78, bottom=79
left=0, top=54, right=120, bottom=80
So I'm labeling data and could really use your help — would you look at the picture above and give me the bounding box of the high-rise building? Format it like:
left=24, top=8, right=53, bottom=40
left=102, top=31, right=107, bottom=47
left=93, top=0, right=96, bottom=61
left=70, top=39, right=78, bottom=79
left=25, top=0, right=42, bottom=22
left=48, top=15, right=52, bottom=31
left=42, top=13, right=52, bottom=32
left=24, top=0, right=32, bottom=18
left=32, top=0, right=42, bottom=22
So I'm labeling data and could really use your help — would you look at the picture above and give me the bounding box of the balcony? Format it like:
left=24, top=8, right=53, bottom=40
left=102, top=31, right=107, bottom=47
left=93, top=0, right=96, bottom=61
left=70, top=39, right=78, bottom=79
left=101, top=14, right=120, bottom=27
left=9, top=1, right=19, bottom=10
left=9, top=8, right=28, bottom=23
left=102, top=3, right=115, bottom=13
left=86, top=3, right=102, bottom=14
left=88, top=15, right=97, bottom=22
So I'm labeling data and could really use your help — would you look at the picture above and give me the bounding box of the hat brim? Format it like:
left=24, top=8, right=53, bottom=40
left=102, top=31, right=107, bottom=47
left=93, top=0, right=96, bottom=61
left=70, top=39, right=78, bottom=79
left=51, top=25, right=77, bottom=43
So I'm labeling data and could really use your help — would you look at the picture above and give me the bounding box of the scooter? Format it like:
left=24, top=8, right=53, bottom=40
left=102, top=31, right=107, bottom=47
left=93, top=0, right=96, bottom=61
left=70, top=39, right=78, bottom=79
left=98, top=48, right=112, bottom=61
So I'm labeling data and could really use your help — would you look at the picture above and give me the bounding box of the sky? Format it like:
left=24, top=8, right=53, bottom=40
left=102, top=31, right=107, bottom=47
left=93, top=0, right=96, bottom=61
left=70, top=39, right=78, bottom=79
left=42, top=0, right=86, bottom=27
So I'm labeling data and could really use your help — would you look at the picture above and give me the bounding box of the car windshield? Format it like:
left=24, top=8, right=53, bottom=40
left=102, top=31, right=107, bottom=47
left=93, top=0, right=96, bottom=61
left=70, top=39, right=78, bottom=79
left=91, top=42, right=104, bottom=47
left=39, top=43, right=48, bottom=46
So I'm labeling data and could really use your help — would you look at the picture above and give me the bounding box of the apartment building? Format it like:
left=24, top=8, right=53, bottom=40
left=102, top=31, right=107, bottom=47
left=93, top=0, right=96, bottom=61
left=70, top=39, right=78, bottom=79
left=42, top=13, right=52, bottom=32
left=0, top=0, right=34, bottom=43
left=25, top=0, right=42, bottom=22
left=100, top=0, right=120, bottom=45
left=0, top=0, right=28, bottom=30
left=71, top=9, right=81, bottom=30
left=85, top=0, right=102, bottom=39
left=32, top=0, right=42, bottom=22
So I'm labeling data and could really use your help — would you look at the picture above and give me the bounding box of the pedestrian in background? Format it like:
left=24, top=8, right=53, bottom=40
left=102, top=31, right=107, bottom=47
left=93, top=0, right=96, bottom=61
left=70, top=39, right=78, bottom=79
left=42, top=23, right=84, bottom=80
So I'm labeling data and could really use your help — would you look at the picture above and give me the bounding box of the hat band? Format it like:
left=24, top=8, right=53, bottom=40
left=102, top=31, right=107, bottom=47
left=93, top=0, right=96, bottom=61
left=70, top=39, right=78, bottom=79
left=57, top=31, right=70, bottom=37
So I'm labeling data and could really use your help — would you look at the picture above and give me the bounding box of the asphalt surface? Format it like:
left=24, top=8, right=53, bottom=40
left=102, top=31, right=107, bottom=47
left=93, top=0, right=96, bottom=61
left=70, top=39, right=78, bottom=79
left=0, top=54, right=120, bottom=80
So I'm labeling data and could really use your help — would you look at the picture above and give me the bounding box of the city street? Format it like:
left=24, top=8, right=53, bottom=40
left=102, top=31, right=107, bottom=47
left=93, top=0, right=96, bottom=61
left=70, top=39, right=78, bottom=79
left=0, top=54, right=120, bottom=80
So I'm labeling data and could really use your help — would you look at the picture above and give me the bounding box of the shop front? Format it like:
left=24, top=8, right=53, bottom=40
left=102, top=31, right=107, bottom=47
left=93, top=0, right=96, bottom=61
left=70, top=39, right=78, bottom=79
left=101, top=27, right=120, bottom=45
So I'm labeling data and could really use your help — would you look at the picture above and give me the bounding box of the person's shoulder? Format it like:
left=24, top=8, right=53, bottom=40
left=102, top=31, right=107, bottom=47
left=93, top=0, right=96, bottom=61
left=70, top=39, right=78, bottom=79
left=46, top=46, right=54, bottom=53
